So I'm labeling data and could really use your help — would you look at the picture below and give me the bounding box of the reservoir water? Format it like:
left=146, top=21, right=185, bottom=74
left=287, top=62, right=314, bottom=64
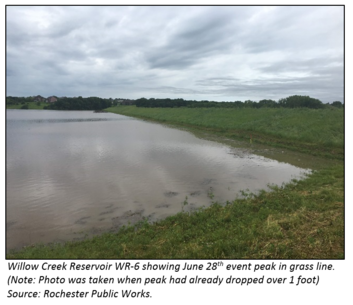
left=6, top=110, right=310, bottom=251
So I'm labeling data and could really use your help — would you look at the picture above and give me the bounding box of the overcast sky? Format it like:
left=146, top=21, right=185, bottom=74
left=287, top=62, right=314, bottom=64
left=6, top=5, right=344, bottom=103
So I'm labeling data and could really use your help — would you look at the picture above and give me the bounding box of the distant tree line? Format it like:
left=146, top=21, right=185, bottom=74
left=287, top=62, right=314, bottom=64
left=6, top=96, right=34, bottom=105
left=135, top=95, right=343, bottom=109
left=6, top=95, right=344, bottom=110
left=44, top=96, right=112, bottom=110
left=6, top=96, right=113, bottom=110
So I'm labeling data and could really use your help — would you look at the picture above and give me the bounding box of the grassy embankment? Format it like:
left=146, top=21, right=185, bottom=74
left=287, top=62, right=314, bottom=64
left=106, top=106, right=344, bottom=159
left=6, top=102, right=46, bottom=110
left=7, top=106, right=344, bottom=259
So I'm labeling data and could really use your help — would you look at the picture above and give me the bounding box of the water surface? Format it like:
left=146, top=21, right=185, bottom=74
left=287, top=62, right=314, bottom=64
left=6, top=110, right=310, bottom=251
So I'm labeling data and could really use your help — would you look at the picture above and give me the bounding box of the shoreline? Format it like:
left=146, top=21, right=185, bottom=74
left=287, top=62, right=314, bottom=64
left=7, top=106, right=344, bottom=258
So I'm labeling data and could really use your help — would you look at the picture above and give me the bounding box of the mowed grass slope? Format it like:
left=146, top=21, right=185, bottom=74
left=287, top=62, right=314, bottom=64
left=106, top=106, right=343, bottom=158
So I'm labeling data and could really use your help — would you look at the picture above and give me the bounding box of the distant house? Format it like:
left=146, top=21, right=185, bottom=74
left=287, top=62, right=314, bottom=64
left=47, top=96, right=57, bottom=103
left=34, top=95, right=46, bottom=102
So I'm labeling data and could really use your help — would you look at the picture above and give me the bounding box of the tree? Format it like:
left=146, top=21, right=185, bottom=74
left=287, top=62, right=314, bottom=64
left=331, top=101, right=343, bottom=108
left=244, top=100, right=255, bottom=108
left=258, top=99, right=277, bottom=108
left=278, top=95, right=324, bottom=109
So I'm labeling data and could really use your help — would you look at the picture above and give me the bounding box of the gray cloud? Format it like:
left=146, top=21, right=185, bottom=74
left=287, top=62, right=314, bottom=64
left=6, top=5, right=344, bottom=103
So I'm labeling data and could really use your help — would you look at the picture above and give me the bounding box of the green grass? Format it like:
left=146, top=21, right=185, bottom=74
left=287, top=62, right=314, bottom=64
left=105, top=106, right=344, bottom=159
left=7, top=105, right=344, bottom=259
left=6, top=101, right=47, bottom=109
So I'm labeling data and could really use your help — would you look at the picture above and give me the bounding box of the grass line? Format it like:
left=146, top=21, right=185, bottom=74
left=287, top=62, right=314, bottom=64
left=105, top=106, right=343, bottom=159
